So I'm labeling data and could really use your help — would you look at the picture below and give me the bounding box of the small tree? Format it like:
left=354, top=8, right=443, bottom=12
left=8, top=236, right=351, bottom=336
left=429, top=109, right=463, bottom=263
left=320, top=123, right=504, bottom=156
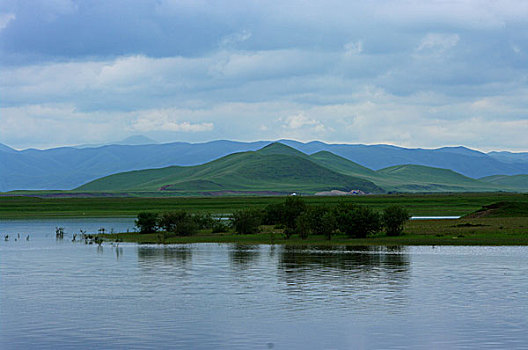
left=158, top=210, right=197, bottom=236
left=212, top=219, right=229, bottom=233
left=335, top=204, right=381, bottom=238
left=231, top=209, right=262, bottom=234
left=302, top=206, right=337, bottom=240
left=282, top=196, right=306, bottom=230
left=263, top=202, right=285, bottom=225
left=295, top=212, right=311, bottom=240
left=135, top=212, right=158, bottom=233
left=320, top=211, right=337, bottom=240
left=382, top=206, right=410, bottom=236
left=193, top=212, right=215, bottom=229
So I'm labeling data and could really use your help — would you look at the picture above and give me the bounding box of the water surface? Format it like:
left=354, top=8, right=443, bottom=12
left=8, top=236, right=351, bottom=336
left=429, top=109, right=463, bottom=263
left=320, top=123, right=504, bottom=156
left=1, top=219, right=527, bottom=349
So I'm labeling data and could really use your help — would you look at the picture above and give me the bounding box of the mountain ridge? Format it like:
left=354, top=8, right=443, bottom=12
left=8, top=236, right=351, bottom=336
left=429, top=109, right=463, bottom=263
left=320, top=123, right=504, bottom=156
left=1, top=139, right=528, bottom=192
left=77, top=143, right=385, bottom=194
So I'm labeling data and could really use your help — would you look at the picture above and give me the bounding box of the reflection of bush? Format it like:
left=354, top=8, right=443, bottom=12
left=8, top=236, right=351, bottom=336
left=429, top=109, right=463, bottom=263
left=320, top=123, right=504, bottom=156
left=228, top=244, right=261, bottom=268
left=278, top=245, right=410, bottom=272
left=137, top=246, right=192, bottom=266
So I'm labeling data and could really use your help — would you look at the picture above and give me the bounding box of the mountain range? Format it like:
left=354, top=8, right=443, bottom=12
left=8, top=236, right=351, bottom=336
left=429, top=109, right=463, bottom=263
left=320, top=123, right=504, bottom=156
left=77, top=143, right=523, bottom=194
left=1, top=139, right=527, bottom=192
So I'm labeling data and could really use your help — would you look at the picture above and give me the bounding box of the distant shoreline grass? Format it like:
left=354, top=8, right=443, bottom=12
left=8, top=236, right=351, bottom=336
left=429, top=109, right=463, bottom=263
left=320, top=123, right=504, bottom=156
left=101, top=216, right=528, bottom=246
left=1, top=192, right=527, bottom=219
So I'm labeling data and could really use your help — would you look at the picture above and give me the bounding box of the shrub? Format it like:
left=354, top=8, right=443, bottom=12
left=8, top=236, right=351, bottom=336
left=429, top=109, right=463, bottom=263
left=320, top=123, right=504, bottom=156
left=158, top=210, right=198, bottom=236
left=212, top=219, right=229, bottom=233
left=231, top=209, right=262, bottom=234
left=194, top=213, right=215, bottom=229
left=335, top=204, right=381, bottom=238
left=282, top=196, right=307, bottom=230
left=135, top=212, right=158, bottom=233
left=382, top=206, right=410, bottom=236
left=320, top=210, right=337, bottom=240
left=295, top=212, right=311, bottom=240
left=307, top=206, right=336, bottom=239
left=263, top=203, right=285, bottom=225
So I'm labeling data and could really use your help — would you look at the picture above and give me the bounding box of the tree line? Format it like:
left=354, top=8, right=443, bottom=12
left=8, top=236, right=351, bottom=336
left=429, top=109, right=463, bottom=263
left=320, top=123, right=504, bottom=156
left=134, top=197, right=410, bottom=240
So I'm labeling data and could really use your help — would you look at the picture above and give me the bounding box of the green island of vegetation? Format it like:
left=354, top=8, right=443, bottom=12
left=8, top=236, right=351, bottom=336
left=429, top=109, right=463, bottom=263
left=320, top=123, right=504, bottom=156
left=1, top=192, right=526, bottom=246
left=97, top=196, right=528, bottom=246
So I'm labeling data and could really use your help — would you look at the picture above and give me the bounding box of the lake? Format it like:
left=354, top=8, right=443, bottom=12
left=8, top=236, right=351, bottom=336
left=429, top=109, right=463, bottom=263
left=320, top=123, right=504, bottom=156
left=1, top=219, right=528, bottom=349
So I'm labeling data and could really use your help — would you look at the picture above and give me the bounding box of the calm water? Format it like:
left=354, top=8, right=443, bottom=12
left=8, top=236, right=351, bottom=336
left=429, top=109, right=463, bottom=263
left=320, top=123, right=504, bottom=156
left=1, top=219, right=528, bottom=349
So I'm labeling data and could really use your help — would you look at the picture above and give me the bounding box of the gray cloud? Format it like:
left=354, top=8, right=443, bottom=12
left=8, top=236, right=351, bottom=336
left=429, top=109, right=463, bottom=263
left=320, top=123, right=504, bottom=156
left=0, top=0, right=527, bottom=151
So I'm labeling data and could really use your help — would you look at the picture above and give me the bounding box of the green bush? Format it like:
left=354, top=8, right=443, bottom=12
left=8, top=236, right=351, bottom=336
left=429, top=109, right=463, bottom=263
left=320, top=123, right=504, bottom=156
left=231, top=209, right=262, bottom=234
left=135, top=212, right=158, bottom=233
left=307, top=206, right=336, bottom=239
left=295, top=212, right=311, bottom=240
left=212, top=219, right=229, bottom=233
left=263, top=202, right=284, bottom=225
left=382, top=206, right=410, bottom=236
left=282, top=196, right=307, bottom=230
left=335, top=204, right=381, bottom=238
left=158, top=210, right=198, bottom=236
left=320, top=210, right=337, bottom=240
left=194, top=212, right=215, bottom=229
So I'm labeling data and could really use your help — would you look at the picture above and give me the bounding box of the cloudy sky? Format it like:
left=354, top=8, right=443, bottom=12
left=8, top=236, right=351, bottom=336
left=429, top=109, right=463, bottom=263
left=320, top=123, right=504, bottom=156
left=1, top=0, right=527, bottom=151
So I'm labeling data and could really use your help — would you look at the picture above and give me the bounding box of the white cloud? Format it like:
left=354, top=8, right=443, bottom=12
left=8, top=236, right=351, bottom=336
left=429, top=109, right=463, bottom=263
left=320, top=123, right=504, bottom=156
left=2, top=0, right=528, bottom=151
left=282, top=113, right=329, bottom=134
left=219, top=30, right=252, bottom=48
left=344, top=40, right=363, bottom=56
left=0, top=13, right=15, bottom=31
left=130, top=108, right=214, bottom=132
left=417, top=33, right=460, bottom=53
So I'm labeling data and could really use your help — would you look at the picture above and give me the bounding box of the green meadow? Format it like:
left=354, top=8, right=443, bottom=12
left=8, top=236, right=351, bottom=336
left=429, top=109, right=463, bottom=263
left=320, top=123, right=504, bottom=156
left=1, top=192, right=527, bottom=219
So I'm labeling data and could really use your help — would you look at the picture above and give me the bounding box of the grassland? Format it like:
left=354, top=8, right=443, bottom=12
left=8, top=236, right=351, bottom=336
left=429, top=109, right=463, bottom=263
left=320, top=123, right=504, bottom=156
left=2, top=192, right=527, bottom=219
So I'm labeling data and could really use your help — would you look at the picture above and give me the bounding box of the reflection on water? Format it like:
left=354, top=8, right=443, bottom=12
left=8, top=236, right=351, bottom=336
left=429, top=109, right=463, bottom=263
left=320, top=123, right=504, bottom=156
left=229, top=244, right=261, bottom=269
left=276, top=246, right=410, bottom=313
left=2, top=220, right=528, bottom=350
left=138, top=246, right=193, bottom=268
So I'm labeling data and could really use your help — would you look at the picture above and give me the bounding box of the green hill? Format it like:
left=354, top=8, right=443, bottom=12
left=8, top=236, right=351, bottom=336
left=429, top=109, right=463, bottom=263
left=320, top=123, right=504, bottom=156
left=310, top=151, right=378, bottom=178
left=76, top=143, right=522, bottom=195
left=466, top=201, right=528, bottom=218
left=308, top=151, right=507, bottom=192
left=479, top=175, right=528, bottom=191
left=76, top=143, right=384, bottom=194
left=376, top=164, right=506, bottom=192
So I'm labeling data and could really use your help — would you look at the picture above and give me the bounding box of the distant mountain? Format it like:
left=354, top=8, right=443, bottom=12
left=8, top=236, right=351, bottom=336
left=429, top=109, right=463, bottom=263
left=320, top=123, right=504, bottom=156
left=487, top=151, right=528, bottom=164
left=310, top=151, right=504, bottom=192
left=1, top=139, right=528, bottom=192
left=376, top=164, right=504, bottom=192
left=74, top=135, right=159, bottom=148
left=77, top=143, right=384, bottom=194
left=0, top=143, right=15, bottom=153
left=77, top=143, right=514, bottom=194
left=279, top=140, right=528, bottom=178
left=114, top=135, right=158, bottom=145
left=0, top=140, right=268, bottom=191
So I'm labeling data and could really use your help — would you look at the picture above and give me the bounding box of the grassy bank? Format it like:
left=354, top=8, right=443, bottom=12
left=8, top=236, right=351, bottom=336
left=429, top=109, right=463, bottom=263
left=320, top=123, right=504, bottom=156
left=101, top=216, right=528, bottom=246
left=1, top=192, right=527, bottom=219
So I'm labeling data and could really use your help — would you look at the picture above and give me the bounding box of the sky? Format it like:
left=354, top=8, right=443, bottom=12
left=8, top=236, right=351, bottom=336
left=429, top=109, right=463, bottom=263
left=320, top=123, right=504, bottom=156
left=0, top=0, right=527, bottom=151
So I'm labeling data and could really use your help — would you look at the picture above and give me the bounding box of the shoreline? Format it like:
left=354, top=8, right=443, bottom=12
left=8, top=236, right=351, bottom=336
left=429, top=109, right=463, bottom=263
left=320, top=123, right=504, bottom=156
left=100, top=216, right=528, bottom=246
